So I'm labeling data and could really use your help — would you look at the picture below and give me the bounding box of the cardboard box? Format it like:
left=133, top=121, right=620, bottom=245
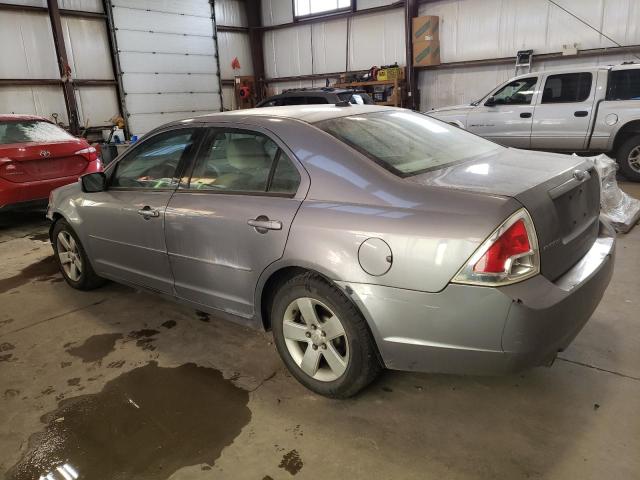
left=413, top=40, right=441, bottom=67
left=412, top=15, right=439, bottom=43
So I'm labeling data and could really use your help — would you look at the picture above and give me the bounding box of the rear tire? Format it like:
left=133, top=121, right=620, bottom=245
left=616, top=134, right=640, bottom=182
left=52, top=219, right=106, bottom=290
left=271, top=273, right=381, bottom=398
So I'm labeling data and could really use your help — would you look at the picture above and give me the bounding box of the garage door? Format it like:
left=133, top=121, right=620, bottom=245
left=111, top=0, right=222, bottom=135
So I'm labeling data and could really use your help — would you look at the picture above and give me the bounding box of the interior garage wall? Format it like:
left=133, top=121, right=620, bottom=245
left=0, top=1, right=119, bottom=128
left=215, top=0, right=254, bottom=110
left=418, top=0, right=640, bottom=110
left=111, top=0, right=223, bottom=135
left=261, top=0, right=405, bottom=93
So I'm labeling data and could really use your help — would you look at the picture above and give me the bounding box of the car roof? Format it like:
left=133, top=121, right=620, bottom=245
left=0, top=114, right=51, bottom=122
left=180, top=104, right=394, bottom=125
left=269, top=88, right=360, bottom=97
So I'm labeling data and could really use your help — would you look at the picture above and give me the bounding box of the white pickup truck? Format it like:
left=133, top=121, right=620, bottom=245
left=427, top=63, right=640, bottom=181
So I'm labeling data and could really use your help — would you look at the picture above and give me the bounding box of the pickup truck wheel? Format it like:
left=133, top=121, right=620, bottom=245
left=616, top=135, right=640, bottom=182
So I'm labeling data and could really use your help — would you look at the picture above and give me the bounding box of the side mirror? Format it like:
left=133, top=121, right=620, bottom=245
left=81, top=172, right=107, bottom=193
left=484, top=96, right=497, bottom=107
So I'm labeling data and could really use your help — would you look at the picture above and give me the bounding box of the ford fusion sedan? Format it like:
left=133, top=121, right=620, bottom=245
left=46, top=105, right=615, bottom=398
left=0, top=115, right=101, bottom=210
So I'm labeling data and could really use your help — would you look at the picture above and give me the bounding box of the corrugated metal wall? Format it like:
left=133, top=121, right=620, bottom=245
left=0, top=1, right=119, bottom=128
left=418, top=0, right=640, bottom=110
left=261, top=0, right=405, bottom=88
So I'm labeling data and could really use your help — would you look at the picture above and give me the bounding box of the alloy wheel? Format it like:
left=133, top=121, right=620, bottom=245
left=282, top=297, right=349, bottom=382
left=57, top=231, right=83, bottom=282
left=629, top=145, right=640, bottom=173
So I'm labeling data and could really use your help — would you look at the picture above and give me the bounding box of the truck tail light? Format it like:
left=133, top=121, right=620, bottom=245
left=452, top=208, right=539, bottom=286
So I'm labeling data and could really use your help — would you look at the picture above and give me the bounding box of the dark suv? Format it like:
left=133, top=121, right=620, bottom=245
left=256, top=88, right=374, bottom=107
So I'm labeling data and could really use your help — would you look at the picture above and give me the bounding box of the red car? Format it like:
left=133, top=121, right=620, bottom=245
left=0, top=115, right=101, bottom=210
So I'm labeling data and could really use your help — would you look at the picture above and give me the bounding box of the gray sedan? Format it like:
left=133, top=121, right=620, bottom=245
left=47, top=105, right=615, bottom=398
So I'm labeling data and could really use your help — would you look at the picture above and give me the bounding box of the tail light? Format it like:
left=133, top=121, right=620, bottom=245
left=75, top=146, right=97, bottom=158
left=453, top=208, right=539, bottom=286
left=0, top=160, right=28, bottom=182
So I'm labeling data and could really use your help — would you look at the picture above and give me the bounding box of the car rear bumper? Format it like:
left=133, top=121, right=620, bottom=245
left=0, top=159, right=99, bottom=209
left=337, top=219, right=616, bottom=375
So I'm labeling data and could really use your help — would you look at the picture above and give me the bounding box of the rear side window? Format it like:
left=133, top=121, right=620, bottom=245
left=307, top=96, right=329, bottom=104
left=189, top=129, right=300, bottom=195
left=607, top=69, right=640, bottom=100
left=542, top=73, right=592, bottom=103
left=0, top=120, right=74, bottom=145
left=281, top=97, right=307, bottom=106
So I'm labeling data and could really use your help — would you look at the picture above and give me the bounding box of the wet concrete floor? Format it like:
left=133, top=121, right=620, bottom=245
left=1, top=184, right=640, bottom=479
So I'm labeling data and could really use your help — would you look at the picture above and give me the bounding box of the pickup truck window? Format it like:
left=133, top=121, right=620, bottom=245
left=607, top=69, right=640, bottom=100
left=491, top=77, right=537, bottom=105
left=542, top=72, right=592, bottom=104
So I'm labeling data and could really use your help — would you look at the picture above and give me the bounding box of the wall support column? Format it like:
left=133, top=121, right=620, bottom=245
left=405, top=0, right=418, bottom=110
left=47, top=0, right=80, bottom=134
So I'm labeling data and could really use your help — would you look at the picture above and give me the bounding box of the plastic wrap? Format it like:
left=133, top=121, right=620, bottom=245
left=585, top=154, right=640, bottom=233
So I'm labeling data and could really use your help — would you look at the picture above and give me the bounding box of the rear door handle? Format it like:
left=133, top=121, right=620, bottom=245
left=520, top=112, right=532, bottom=118
left=137, top=206, right=160, bottom=218
left=574, top=111, right=588, bottom=117
left=248, top=215, right=282, bottom=233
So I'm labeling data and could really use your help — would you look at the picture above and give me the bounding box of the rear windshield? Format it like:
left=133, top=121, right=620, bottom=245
left=0, top=120, right=74, bottom=145
left=316, top=110, right=501, bottom=176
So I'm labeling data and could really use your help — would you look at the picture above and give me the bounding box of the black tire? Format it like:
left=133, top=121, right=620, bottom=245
left=616, top=134, right=640, bottom=182
left=52, top=219, right=106, bottom=290
left=271, top=273, right=381, bottom=398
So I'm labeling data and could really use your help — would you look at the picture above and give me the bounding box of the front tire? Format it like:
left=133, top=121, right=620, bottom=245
left=52, top=219, right=106, bottom=290
left=271, top=273, right=381, bottom=398
left=616, top=134, right=640, bottom=182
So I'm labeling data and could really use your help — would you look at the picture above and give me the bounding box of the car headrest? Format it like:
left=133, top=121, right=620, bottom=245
left=227, top=138, right=269, bottom=170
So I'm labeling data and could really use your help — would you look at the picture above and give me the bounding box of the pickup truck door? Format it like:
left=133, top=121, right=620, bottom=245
left=466, top=76, right=538, bottom=148
left=530, top=71, right=597, bottom=151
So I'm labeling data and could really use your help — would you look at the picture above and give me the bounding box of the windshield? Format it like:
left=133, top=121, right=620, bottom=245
left=316, top=110, right=502, bottom=176
left=0, top=120, right=74, bottom=145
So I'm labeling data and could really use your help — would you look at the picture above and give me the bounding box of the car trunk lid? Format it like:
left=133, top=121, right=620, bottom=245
left=0, top=140, right=89, bottom=183
left=409, top=148, right=600, bottom=281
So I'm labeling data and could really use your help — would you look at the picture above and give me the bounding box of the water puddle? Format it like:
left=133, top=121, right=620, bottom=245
left=0, top=256, right=59, bottom=294
left=65, top=333, right=123, bottom=363
left=7, top=362, right=251, bottom=480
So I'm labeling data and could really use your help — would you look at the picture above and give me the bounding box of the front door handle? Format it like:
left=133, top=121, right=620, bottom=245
left=248, top=215, right=282, bottom=234
left=574, top=110, right=588, bottom=117
left=520, top=112, right=532, bottom=118
left=137, top=206, right=160, bottom=219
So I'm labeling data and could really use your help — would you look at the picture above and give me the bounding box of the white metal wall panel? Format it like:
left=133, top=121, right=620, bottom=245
left=0, top=86, right=68, bottom=123
left=218, top=31, right=254, bottom=78
left=62, top=17, right=114, bottom=79
left=215, top=0, right=248, bottom=27
left=75, top=86, right=120, bottom=126
left=0, top=0, right=46, bottom=7
left=262, top=0, right=294, bottom=26
left=60, top=0, right=103, bottom=12
left=0, top=11, right=59, bottom=79
left=312, top=19, right=348, bottom=73
left=222, top=85, right=236, bottom=110
left=348, top=9, right=405, bottom=70
left=357, top=0, right=398, bottom=10
left=419, top=0, right=640, bottom=63
left=112, top=0, right=222, bottom=134
left=264, top=25, right=313, bottom=78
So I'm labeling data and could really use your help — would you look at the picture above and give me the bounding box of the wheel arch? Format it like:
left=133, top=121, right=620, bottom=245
left=611, top=120, right=640, bottom=154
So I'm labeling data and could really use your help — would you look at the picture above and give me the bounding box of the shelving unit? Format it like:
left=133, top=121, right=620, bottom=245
left=333, top=77, right=405, bottom=107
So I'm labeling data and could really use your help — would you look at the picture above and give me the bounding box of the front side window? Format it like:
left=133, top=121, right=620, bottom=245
left=111, top=129, right=196, bottom=189
left=542, top=72, right=592, bottom=103
left=607, top=69, right=640, bottom=100
left=0, top=120, right=74, bottom=145
left=490, top=77, right=537, bottom=105
left=317, top=110, right=502, bottom=177
left=294, top=0, right=351, bottom=18
left=189, top=129, right=300, bottom=195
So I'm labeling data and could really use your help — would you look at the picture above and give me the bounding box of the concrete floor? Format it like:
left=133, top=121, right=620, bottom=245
left=1, top=184, right=639, bottom=480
